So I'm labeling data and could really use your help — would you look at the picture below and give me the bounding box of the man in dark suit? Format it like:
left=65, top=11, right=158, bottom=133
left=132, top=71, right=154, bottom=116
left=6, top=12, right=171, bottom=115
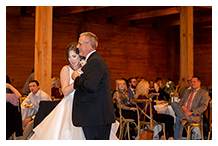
left=171, top=76, right=209, bottom=140
left=72, top=32, right=115, bottom=140
left=127, top=77, right=137, bottom=99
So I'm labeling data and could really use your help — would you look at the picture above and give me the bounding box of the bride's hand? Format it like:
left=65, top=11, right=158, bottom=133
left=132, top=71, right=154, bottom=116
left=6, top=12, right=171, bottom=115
left=72, top=70, right=81, bottom=80
left=77, top=67, right=83, bottom=74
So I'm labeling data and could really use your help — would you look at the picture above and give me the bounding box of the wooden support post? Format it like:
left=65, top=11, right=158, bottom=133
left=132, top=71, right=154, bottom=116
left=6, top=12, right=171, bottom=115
left=180, top=6, right=194, bottom=88
left=34, top=6, right=53, bottom=96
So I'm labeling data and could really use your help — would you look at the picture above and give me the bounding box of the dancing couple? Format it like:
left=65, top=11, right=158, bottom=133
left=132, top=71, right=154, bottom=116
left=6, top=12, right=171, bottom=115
left=30, top=32, right=118, bottom=140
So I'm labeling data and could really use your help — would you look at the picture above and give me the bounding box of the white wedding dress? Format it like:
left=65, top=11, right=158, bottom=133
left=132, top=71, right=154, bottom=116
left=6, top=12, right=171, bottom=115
left=30, top=65, right=119, bottom=140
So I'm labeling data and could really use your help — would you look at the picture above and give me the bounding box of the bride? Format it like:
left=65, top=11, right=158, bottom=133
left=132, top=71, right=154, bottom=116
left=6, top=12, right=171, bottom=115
left=30, top=43, right=118, bottom=140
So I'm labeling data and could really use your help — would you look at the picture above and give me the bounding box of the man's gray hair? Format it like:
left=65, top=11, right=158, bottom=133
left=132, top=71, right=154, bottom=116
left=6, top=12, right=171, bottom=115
left=80, top=32, right=98, bottom=49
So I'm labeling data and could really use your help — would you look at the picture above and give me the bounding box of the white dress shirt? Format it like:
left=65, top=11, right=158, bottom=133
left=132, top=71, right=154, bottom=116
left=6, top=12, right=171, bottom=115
left=85, top=50, right=96, bottom=61
left=154, top=83, right=159, bottom=92
left=22, top=90, right=51, bottom=112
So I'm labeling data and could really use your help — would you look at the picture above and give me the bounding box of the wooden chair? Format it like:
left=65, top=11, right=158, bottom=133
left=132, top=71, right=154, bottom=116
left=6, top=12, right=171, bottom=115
left=205, top=100, right=212, bottom=140
left=183, top=115, right=204, bottom=140
left=33, top=100, right=61, bottom=128
left=208, top=123, right=212, bottom=140
left=133, top=99, right=166, bottom=140
left=116, top=103, right=140, bottom=140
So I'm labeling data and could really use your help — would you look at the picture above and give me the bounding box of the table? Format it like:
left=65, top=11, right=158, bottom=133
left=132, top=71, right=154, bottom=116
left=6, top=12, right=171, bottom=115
left=152, top=103, right=175, bottom=138
left=154, top=104, right=176, bottom=123
left=21, top=105, right=37, bottom=120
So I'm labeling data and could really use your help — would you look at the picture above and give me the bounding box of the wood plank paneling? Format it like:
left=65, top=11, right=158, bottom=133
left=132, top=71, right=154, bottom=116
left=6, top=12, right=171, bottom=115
left=6, top=7, right=212, bottom=93
left=52, top=16, right=81, bottom=80
left=194, top=27, right=212, bottom=87
left=173, top=26, right=212, bottom=88
left=81, top=22, right=169, bottom=87
left=6, top=13, right=35, bottom=93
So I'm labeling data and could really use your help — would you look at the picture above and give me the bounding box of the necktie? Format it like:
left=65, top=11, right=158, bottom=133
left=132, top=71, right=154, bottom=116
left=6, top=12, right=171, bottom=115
left=186, top=90, right=196, bottom=110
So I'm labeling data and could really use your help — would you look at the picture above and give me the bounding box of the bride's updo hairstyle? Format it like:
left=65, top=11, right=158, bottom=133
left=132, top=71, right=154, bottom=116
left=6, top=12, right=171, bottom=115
left=65, top=43, right=79, bottom=62
left=65, top=42, right=85, bottom=63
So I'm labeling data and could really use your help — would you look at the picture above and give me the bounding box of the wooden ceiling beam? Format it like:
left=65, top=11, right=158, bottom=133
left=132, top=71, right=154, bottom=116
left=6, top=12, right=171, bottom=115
left=112, top=6, right=180, bottom=22
left=194, top=6, right=212, bottom=9
left=54, top=6, right=110, bottom=17
left=84, top=6, right=173, bottom=22
left=161, top=15, right=212, bottom=26
left=134, top=15, right=212, bottom=28
left=134, top=14, right=179, bottom=26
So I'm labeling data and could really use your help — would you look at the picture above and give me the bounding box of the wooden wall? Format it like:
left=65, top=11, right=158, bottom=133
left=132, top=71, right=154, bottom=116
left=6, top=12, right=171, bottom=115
left=173, top=26, right=212, bottom=88
left=194, top=27, right=212, bottom=87
left=6, top=7, right=212, bottom=94
left=52, top=16, right=81, bottom=79
left=6, top=8, right=35, bottom=93
left=80, top=22, right=169, bottom=89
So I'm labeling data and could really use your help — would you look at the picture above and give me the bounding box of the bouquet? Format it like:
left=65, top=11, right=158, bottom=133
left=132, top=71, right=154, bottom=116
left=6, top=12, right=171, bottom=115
left=164, top=81, right=177, bottom=97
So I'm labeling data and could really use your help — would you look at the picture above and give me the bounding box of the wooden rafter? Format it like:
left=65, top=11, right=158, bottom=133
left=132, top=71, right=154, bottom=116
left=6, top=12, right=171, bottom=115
left=54, top=6, right=110, bottom=17
left=112, top=7, right=180, bottom=22
left=7, top=6, right=212, bottom=29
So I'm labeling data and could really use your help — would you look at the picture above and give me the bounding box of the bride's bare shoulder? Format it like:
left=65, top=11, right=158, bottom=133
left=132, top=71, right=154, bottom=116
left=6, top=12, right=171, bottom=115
left=60, top=65, right=69, bottom=74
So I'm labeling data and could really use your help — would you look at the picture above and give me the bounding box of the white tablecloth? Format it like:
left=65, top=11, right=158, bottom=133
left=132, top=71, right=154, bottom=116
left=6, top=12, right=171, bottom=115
left=21, top=106, right=37, bottom=120
left=153, top=104, right=175, bottom=138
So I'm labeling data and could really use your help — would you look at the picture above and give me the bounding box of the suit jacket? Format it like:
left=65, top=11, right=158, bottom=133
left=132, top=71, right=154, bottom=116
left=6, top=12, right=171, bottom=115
left=178, top=86, right=189, bottom=99
left=127, top=88, right=134, bottom=99
left=179, top=88, right=209, bottom=123
left=72, top=52, right=115, bottom=127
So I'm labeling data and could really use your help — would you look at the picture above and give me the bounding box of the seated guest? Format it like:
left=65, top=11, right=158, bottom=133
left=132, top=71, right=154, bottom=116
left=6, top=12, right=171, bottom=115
left=51, top=77, right=64, bottom=100
left=6, top=75, right=23, bottom=139
left=6, top=75, right=22, bottom=98
left=171, top=76, right=209, bottom=140
left=136, top=77, right=145, bottom=83
left=127, top=77, right=138, bottom=99
left=22, top=80, right=51, bottom=111
left=158, top=79, right=171, bottom=101
left=149, top=77, right=162, bottom=100
left=113, top=79, right=138, bottom=139
left=134, top=80, right=174, bottom=140
left=20, top=80, right=51, bottom=140
left=154, top=77, right=162, bottom=93
left=149, top=80, right=154, bottom=93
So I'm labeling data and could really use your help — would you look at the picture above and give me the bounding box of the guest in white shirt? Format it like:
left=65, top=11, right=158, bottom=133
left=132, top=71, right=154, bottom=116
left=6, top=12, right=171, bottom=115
left=22, top=80, right=51, bottom=112
left=19, top=80, right=51, bottom=140
left=154, top=77, right=162, bottom=93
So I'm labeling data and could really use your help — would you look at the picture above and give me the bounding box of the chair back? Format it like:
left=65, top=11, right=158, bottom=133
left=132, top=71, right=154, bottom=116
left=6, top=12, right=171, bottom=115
left=115, top=102, right=140, bottom=139
left=133, top=99, right=154, bottom=129
left=33, top=100, right=61, bottom=128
